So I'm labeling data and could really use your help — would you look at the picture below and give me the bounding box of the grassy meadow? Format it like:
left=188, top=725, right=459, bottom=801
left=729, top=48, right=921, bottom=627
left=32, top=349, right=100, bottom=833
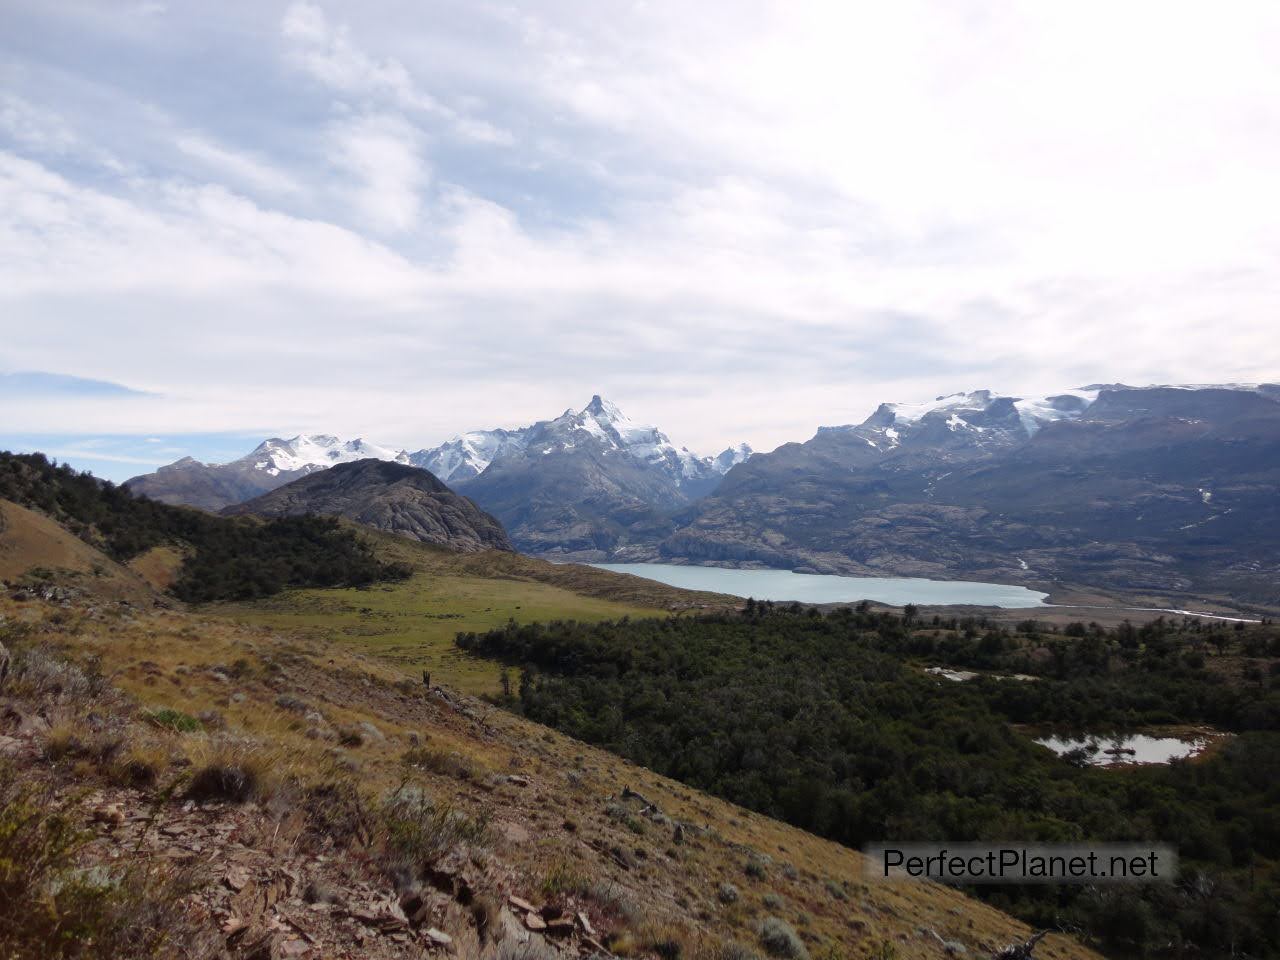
left=211, top=533, right=734, bottom=695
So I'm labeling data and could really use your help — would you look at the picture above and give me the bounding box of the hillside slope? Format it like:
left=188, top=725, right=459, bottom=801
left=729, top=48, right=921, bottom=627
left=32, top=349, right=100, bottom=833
left=0, top=498, right=155, bottom=604
left=0, top=570, right=1098, bottom=960
left=227, top=459, right=513, bottom=553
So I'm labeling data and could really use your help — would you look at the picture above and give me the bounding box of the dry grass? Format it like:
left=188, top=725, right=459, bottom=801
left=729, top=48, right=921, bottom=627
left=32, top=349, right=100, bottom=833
left=125, top=544, right=186, bottom=592
left=0, top=499, right=153, bottom=603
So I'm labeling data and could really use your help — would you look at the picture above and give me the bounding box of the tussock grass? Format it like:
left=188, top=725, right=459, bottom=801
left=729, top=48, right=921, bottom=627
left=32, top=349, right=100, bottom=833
left=540, top=857, right=590, bottom=898
left=184, top=738, right=295, bottom=804
left=402, top=745, right=483, bottom=781
left=376, top=783, right=491, bottom=886
left=109, top=738, right=171, bottom=789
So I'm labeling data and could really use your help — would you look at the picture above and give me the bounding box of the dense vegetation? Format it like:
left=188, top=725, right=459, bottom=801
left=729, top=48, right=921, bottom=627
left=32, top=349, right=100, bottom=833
left=459, top=602, right=1280, bottom=958
left=0, top=452, right=410, bottom=601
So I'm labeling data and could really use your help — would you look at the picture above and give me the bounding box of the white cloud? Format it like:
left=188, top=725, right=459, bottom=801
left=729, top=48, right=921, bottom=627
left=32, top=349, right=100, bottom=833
left=175, top=135, right=304, bottom=198
left=0, top=1, right=1278, bottom=459
left=327, top=113, right=428, bottom=233
left=281, top=1, right=438, bottom=111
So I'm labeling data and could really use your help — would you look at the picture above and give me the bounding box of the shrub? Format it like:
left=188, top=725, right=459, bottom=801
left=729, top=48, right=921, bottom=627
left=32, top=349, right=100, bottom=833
left=717, top=881, right=740, bottom=904
left=402, top=746, right=479, bottom=781
left=143, top=708, right=202, bottom=733
left=8, top=645, right=102, bottom=703
left=376, top=785, right=490, bottom=880
left=759, top=918, right=808, bottom=960
left=541, top=858, right=590, bottom=898
left=0, top=766, right=213, bottom=959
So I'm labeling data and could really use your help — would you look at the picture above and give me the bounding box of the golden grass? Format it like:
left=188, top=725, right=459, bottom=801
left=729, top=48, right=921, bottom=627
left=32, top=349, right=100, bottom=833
left=0, top=499, right=152, bottom=603
left=126, top=544, right=187, bottom=592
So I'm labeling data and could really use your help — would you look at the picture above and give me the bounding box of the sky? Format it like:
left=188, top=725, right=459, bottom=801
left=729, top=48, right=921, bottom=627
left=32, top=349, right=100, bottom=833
left=2, top=0, right=1279, bottom=482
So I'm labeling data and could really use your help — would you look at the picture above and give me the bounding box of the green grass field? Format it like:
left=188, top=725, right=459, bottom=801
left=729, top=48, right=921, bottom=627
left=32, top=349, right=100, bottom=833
left=214, top=569, right=672, bottom=695
left=211, top=533, right=736, bottom=695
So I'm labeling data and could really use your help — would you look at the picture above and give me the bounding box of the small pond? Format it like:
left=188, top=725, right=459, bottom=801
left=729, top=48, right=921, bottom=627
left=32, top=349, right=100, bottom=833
left=1035, top=733, right=1217, bottom=766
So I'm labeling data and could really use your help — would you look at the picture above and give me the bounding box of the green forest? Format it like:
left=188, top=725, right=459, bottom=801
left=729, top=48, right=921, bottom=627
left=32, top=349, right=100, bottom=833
left=458, top=602, right=1280, bottom=958
left=0, top=452, right=410, bottom=601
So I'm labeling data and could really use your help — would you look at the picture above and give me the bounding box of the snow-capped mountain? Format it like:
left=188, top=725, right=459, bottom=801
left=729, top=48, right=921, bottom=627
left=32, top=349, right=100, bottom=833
left=407, top=430, right=529, bottom=484
left=126, top=398, right=752, bottom=530
left=408, top=396, right=751, bottom=496
left=817, top=388, right=1101, bottom=458
left=247, top=435, right=410, bottom=476
left=435, top=396, right=755, bottom=557
left=712, top=443, right=754, bottom=474
left=125, top=434, right=410, bottom=512
left=671, top=383, right=1280, bottom=606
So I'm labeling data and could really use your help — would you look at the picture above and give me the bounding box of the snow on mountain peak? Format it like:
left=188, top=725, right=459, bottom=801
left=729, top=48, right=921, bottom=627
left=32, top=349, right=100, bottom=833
left=408, top=429, right=529, bottom=483
left=245, top=434, right=409, bottom=476
left=818, top=387, right=1105, bottom=450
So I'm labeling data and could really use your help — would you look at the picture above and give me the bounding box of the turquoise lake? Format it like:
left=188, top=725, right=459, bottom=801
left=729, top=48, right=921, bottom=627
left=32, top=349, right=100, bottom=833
left=590, top=563, right=1048, bottom=608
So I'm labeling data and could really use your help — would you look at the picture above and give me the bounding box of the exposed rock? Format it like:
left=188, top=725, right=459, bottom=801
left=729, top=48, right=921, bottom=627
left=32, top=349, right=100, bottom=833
left=226, top=459, right=513, bottom=553
left=225, top=865, right=251, bottom=892
left=545, top=916, right=576, bottom=936
left=92, top=803, right=125, bottom=826
left=524, top=912, right=547, bottom=932
left=995, top=931, right=1049, bottom=960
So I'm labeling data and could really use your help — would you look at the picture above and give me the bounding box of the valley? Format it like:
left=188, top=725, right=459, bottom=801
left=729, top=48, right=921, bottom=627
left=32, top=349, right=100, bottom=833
left=121, top=383, right=1280, bottom=617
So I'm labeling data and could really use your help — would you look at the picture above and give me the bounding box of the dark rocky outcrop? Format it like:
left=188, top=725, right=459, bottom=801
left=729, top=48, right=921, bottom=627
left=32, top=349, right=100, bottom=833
left=225, top=460, right=512, bottom=553
left=125, top=456, right=292, bottom=513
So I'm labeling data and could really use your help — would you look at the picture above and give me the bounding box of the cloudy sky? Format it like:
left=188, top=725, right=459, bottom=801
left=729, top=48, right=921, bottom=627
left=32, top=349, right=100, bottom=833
left=3, top=1, right=1278, bottom=481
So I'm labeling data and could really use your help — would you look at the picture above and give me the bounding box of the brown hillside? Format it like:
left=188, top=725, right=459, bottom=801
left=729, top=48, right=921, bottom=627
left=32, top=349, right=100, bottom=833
left=0, top=498, right=154, bottom=604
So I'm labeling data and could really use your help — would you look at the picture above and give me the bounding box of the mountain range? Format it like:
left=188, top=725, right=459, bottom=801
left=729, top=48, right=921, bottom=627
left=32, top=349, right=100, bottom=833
left=125, top=383, right=1280, bottom=607
left=125, top=395, right=753, bottom=550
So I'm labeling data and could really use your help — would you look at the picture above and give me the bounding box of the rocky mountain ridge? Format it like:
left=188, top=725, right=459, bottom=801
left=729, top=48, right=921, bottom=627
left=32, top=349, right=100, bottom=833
left=125, top=397, right=752, bottom=517
left=225, top=459, right=513, bottom=553
left=661, top=384, right=1280, bottom=607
